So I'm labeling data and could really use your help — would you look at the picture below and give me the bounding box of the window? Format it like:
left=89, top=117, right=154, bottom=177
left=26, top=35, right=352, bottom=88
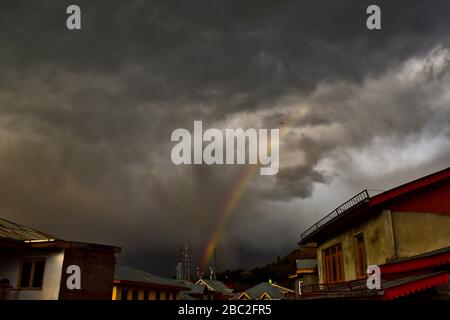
left=19, top=258, right=45, bottom=289
left=143, top=291, right=149, bottom=300
left=165, top=292, right=170, bottom=300
left=238, top=293, right=250, bottom=300
left=322, top=243, right=344, bottom=283
left=132, top=290, right=139, bottom=300
left=260, top=293, right=271, bottom=300
left=155, top=291, right=161, bottom=300
left=121, top=289, right=128, bottom=300
left=355, top=233, right=367, bottom=279
left=172, top=292, right=177, bottom=300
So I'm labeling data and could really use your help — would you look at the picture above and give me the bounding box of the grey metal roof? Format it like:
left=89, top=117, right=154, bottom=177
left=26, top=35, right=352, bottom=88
left=114, top=264, right=185, bottom=288
left=382, top=272, right=447, bottom=290
left=0, top=218, right=55, bottom=242
left=296, top=259, right=318, bottom=270
left=243, top=282, right=285, bottom=300
left=179, top=291, right=198, bottom=300
left=196, top=279, right=233, bottom=293
left=177, top=280, right=205, bottom=294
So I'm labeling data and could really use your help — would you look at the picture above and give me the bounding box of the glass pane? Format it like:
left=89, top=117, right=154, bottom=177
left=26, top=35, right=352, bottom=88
left=331, top=257, right=336, bottom=281
left=32, top=260, right=45, bottom=288
left=20, top=261, right=32, bottom=288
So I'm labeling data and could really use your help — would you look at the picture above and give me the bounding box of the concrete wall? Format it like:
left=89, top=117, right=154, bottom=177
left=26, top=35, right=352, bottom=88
left=0, top=248, right=64, bottom=300
left=317, top=210, right=397, bottom=283
left=392, top=211, right=450, bottom=258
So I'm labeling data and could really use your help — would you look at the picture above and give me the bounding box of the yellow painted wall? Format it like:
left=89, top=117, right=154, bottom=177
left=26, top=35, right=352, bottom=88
left=317, top=210, right=397, bottom=283
left=112, top=285, right=180, bottom=300
left=392, top=211, right=450, bottom=258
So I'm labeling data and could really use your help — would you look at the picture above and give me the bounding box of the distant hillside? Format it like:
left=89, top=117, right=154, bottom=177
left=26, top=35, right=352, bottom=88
left=217, top=244, right=316, bottom=292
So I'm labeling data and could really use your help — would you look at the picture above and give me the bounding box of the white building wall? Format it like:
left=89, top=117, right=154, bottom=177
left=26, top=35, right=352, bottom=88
left=0, top=248, right=65, bottom=300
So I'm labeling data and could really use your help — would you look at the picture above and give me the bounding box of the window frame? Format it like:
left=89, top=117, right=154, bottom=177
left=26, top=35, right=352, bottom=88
left=322, top=242, right=344, bottom=283
left=354, top=233, right=367, bottom=279
left=17, top=258, right=46, bottom=290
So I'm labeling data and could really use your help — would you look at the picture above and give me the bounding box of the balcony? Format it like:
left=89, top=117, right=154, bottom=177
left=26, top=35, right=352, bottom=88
left=299, top=278, right=380, bottom=299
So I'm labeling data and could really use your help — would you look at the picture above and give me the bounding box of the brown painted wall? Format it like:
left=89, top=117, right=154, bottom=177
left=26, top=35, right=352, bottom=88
left=58, top=247, right=116, bottom=300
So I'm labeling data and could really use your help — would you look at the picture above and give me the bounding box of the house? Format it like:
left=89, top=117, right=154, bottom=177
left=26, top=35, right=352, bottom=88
left=237, top=281, right=294, bottom=300
left=177, top=280, right=206, bottom=300
left=287, top=242, right=319, bottom=297
left=289, top=259, right=318, bottom=298
left=0, top=218, right=120, bottom=300
left=194, top=279, right=235, bottom=300
left=298, top=166, right=450, bottom=299
left=112, top=264, right=189, bottom=300
left=178, top=280, right=217, bottom=300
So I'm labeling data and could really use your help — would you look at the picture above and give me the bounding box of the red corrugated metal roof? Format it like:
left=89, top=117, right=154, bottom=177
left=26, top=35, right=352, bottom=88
left=369, top=166, right=450, bottom=207
left=383, top=272, right=448, bottom=300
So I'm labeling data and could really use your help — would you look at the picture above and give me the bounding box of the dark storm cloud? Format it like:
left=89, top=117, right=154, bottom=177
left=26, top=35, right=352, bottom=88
left=0, top=0, right=449, bottom=274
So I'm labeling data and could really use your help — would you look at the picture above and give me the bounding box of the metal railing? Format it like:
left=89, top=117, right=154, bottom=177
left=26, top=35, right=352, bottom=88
left=300, top=278, right=369, bottom=295
left=301, top=190, right=370, bottom=240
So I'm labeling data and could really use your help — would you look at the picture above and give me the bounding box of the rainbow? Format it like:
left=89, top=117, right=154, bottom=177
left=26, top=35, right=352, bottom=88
left=201, top=106, right=307, bottom=268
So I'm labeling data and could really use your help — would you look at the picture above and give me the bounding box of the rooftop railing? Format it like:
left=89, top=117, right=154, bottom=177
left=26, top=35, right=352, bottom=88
left=300, top=278, right=369, bottom=295
left=301, top=190, right=370, bottom=241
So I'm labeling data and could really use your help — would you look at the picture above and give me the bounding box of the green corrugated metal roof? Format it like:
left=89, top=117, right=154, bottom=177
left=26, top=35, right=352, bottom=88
left=296, top=259, right=318, bottom=270
left=0, top=218, right=55, bottom=242
left=114, top=264, right=185, bottom=288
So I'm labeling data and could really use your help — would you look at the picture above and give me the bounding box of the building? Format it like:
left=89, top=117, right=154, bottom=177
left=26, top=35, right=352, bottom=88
left=194, top=279, right=235, bottom=300
left=237, top=281, right=294, bottom=300
left=178, top=280, right=217, bottom=300
left=298, top=166, right=450, bottom=299
left=287, top=242, right=318, bottom=297
left=0, top=217, right=120, bottom=300
left=289, top=259, right=318, bottom=298
left=112, top=264, right=189, bottom=300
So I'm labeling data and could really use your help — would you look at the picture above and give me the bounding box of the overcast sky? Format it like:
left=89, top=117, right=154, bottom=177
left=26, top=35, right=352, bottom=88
left=1, top=0, right=450, bottom=276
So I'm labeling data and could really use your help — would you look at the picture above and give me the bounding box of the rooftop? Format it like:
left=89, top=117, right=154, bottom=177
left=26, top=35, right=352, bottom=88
left=0, top=217, right=120, bottom=252
left=196, top=279, right=233, bottom=294
left=240, top=282, right=293, bottom=300
left=0, top=218, right=55, bottom=242
left=114, top=264, right=187, bottom=289
left=300, top=166, right=450, bottom=244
